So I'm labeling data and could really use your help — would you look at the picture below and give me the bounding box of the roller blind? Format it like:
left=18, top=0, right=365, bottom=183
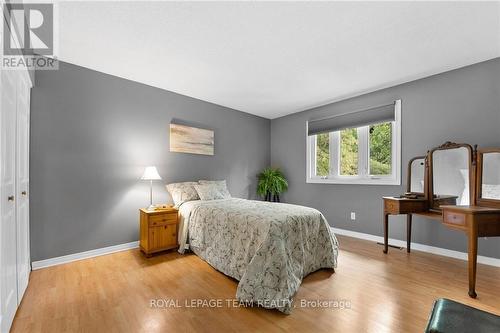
left=307, top=102, right=396, bottom=136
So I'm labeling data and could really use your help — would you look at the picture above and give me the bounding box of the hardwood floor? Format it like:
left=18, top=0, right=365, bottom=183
left=11, top=235, right=500, bottom=333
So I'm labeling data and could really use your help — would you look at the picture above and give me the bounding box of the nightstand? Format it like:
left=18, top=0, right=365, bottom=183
left=139, top=208, right=179, bottom=257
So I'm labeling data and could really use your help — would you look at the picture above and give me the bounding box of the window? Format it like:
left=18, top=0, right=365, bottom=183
left=307, top=100, right=401, bottom=185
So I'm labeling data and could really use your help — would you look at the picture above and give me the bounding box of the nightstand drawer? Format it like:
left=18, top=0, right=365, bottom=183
left=148, top=224, right=177, bottom=251
left=149, top=214, right=177, bottom=226
left=443, top=211, right=466, bottom=227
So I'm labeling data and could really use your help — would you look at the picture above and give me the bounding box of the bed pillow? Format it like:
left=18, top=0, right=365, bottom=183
left=198, top=180, right=231, bottom=198
left=482, top=184, right=500, bottom=199
left=166, top=182, right=200, bottom=207
left=193, top=184, right=226, bottom=201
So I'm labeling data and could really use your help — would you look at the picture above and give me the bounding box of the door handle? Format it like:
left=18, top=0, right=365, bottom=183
left=8, top=195, right=14, bottom=202
left=21, top=191, right=27, bottom=196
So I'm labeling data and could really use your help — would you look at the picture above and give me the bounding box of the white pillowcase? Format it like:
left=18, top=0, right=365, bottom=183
left=166, top=182, right=200, bottom=207
left=193, top=184, right=226, bottom=201
left=198, top=180, right=231, bottom=199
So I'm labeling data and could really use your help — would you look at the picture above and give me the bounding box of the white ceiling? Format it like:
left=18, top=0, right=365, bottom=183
left=56, top=1, right=500, bottom=119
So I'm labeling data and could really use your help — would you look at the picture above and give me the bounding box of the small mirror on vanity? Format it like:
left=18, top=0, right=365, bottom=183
left=476, top=149, right=500, bottom=208
left=429, top=142, right=473, bottom=211
left=407, top=156, right=426, bottom=196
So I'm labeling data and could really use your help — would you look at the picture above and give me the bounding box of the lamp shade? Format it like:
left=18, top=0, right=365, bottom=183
left=141, top=166, right=162, bottom=180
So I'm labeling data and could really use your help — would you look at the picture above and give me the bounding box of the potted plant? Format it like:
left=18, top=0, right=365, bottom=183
left=257, top=167, right=288, bottom=202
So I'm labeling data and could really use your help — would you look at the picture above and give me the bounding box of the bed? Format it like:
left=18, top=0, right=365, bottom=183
left=175, top=197, right=339, bottom=314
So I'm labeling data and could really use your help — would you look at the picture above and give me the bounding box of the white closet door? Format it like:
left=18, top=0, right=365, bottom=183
left=16, top=74, right=31, bottom=302
left=0, top=70, right=19, bottom=333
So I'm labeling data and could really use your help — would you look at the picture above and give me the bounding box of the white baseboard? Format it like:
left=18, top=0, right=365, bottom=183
left=30, top=228, right=500, bottom=270
left=31, top=241, right=139, bottom=270
left=332, top=227, right=500, bottom=268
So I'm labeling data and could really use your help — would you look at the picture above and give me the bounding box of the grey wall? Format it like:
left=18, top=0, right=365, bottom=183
left=30, top=61, right=270, bottom=261
left=31, top=57, right=500, bottom=262
left=271, top=58, right=500, bottom=258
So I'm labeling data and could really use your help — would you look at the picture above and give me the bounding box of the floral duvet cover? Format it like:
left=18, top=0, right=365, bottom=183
left=178, top=198, right=339, bottom=313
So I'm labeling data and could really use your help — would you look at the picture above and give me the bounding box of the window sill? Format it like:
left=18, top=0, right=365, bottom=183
left=306, top=177, right=401, bottom=186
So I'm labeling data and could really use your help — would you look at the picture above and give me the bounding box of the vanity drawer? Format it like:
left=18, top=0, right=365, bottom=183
left=443, top=211, right=466, bottom=227
left=384, top=200, right=399, bottom=213
left=149, top=213, right=177, bottom=226
left=384, top=197, right=428, bottom=214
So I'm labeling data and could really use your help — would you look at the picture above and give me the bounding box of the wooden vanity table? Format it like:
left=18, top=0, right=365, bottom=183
left=383, top=143, right=500, bottom=298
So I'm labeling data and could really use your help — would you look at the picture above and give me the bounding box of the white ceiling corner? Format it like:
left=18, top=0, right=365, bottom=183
left=56, top=1, right=500, bottom=119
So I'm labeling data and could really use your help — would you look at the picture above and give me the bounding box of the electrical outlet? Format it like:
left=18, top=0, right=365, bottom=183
left=350, top=212, right=356, bottom=221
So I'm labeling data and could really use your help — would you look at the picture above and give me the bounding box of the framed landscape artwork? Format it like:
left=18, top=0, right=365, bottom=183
left=169, top=123, right=214, bottom=156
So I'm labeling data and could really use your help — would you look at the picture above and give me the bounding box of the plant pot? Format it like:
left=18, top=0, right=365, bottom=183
left=264, top=192, right=280, bottom=202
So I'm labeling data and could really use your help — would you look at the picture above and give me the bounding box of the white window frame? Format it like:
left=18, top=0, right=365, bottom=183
left=306, top=100, right=401, bottom=185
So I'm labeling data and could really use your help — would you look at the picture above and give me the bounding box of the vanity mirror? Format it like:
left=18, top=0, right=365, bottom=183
left=428, top=142, right=473, bottom=211
left=407, top=156, right=426, bottom=197
left=476, top=148, right=500, bottom=208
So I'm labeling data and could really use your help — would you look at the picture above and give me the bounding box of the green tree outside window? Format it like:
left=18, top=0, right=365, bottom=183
left=340, top=128, right=358, bottom=175
left=314, top=122, right=392, bottom=178
left=369, top=122, right=392, bottom=175
left=316, top=133, right=329, bottom=176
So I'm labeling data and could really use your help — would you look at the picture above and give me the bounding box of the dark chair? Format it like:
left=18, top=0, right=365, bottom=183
left=425, top=298, right=500, bottom=333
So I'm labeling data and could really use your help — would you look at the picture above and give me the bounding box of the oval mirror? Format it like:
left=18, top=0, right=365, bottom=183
left=430, top=143, right=472, bottom=210
left=407, top=157, right=425, bottom=194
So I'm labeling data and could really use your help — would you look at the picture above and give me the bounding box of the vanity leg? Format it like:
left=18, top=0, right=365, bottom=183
left=383, top=213, right=389, bottom=254
left=406, top=214, right=412, bottom=253
left=467, top=228, right=478, bottom=298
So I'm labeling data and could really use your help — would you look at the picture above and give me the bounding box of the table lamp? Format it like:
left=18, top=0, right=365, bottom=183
left=141, top=166, right=162, bottom=211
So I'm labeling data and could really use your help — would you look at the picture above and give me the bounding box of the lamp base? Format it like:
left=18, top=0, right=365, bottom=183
left=147, top=205, right=156, bottom=211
